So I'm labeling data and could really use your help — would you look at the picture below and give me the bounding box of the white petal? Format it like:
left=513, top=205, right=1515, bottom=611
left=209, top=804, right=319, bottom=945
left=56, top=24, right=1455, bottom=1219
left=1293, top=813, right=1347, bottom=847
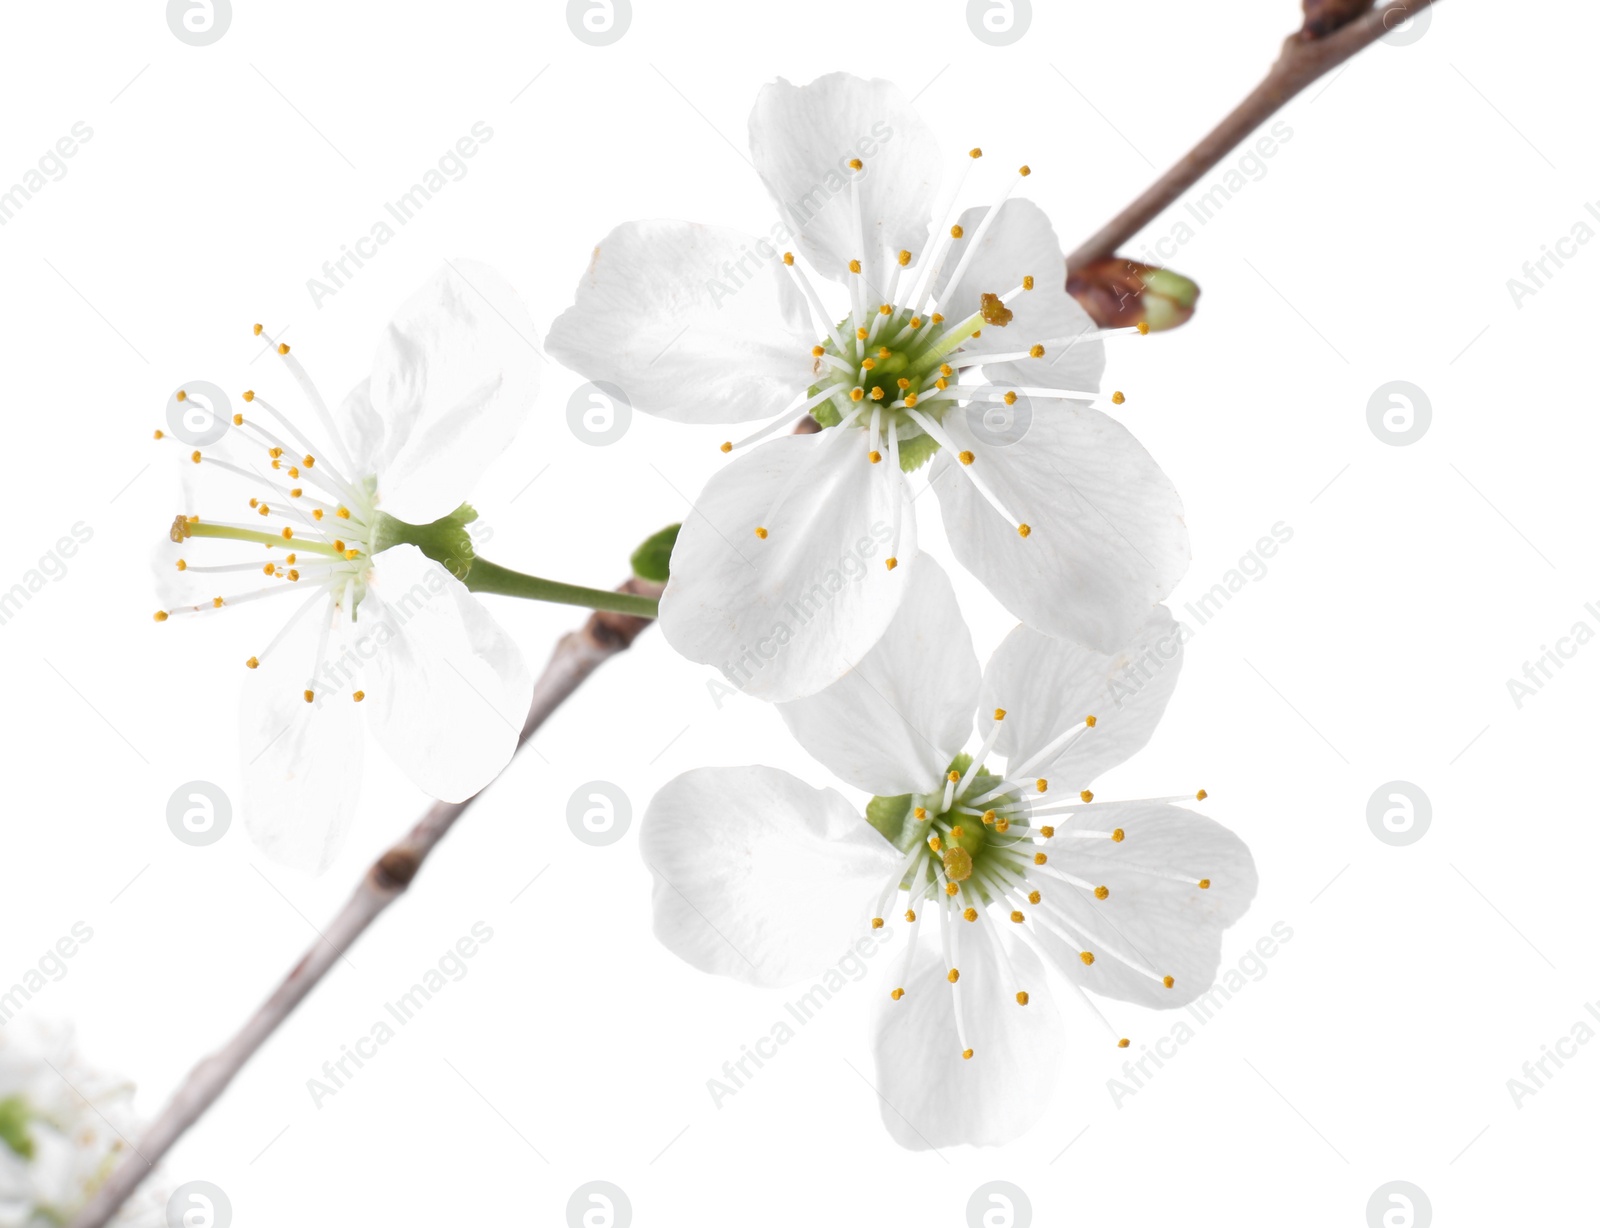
left=1034, top=801, right=1257, bottom=1008
left=358, top=544, right=533, bottom=802
left=641, top=766, right=900, bottom=987
left=871, top=923, right=1061, bottom=1149
left=748, top=73, right=941, bottom=291
left=934, top=405, right=1189, bottom=652
left=365, top=260, right=541, bottom=524
left=546, top=219, right=816, bottom=424
left=659, top=427, right=916, bottom=702
left=240, top=594, right=364, bottom=875
left=932, top=199, right=1106, bottom=393
left=775, top=555, right=977, bottom=795
left=980, top=607, right=1184, bottom=784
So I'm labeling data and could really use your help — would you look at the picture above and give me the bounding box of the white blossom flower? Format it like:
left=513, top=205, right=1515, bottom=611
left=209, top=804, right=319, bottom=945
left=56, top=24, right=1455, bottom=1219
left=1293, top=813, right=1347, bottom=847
left=153, top=262, right=539, bottom=873
left=0, top=1022, right=152, bottom=1226
left=549, top=72, right=1189, bottom=701
left=641, top=557, right=1254, bottom=1148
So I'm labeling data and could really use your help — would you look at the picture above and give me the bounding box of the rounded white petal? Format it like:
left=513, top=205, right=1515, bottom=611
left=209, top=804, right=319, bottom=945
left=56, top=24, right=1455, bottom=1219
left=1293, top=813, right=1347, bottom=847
left=934, top=405, right=1189, bottom=651
left=980, top=606, right=1184, bottom=784
left=1033, top=801, right=1257, bottom=1008
left=358, top=544, right=533, bottom=802
left=775, top=554, right=977, bottom=795
left=546, top=219, right=816, bottom=425
left=364, top=260, right=541, bottom=524
left=659, top=427, right=917, bottom=702
left=871, top=924, right=1061, bottom=1149
left=641, top=766, right=901, bottom=987
left=749, top=73, right=941, bottom=290
left=240, top=594, right=365, bottom=875
left=932, top=199, right=1106, bottom=393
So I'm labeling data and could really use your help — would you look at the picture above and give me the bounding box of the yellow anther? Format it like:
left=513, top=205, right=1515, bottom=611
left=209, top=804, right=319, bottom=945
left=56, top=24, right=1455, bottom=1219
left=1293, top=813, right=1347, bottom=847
left=904, top=394, right=919, bottom=407
left=995, top=817, right=1010, bottom=833
left=1017, top=523, right=1031, bottom=539
left=211, top=596, right=223, bottom=608
left=931, top=313, right=944, bottom=325
left=914, top=807, right=927, bottom=820
left=896, top=377, right=910, bottom=389
left=848, top=158, right=863, bottom=171
left=303, top=454, right=315, bottom=468
left=1036, top=778, right=1048, bottom=793
left=175, top=559, right=187, bottom=571
left=190, top=450, right=202, bottom=464
left=1003, top=390, right=1018, bottom=405
left=281, top=527, right=293, bottom=540
left=175, top=390, right=188, bottom=402
left=754, top=526, right=768, bottom=539
left=885, top=557, right=898, bottom=570
left=848, top=259, right=861, bottom=274
left=970, top=329, right=981, bottom=338
left=1080, top=951, right=1095, bottom=966
left=1009, top=910, right=1024, bottom=923
left=993, top=708, right=1006, bottom=720
left=261, top=563, right=274, bottom=575
left=861, top=358, right=876, bottom=370
left=287, top=569, right=299, bottom=581
left=285, top=554, right=296, bottom=564
left=1111, top=391, right=1126, bottom=405
left=909, top=316, right=923, bottom=329
left=948, top=770, right=961, bottom=782
left=245, top=657, right=258, bottom=669
left=302, top=689, right=314, bottom=703
left=947, top=968, right=960, bottom=984
left=905, top=908, right=917, bottom=922
left=963, top=907, right=978, bottom=922
left=783, top=252, right=794, bottom=265
left=290, top=488, right=302, bottom=498
left=1085, top=714, right=1097, bottom=727
left=252, top=323, right=263, bottom=336
left=951, top=825, right=964, bottom=839
left=869, top=450, right=882, bottom=464
left=232, top=413, right=243, bottom=426
left=928, top=835, right=942, bottom=852
left=944, top=881, right=959, bottom=896
left=871, top=917, right=884, bottom=929
left=969, top=147, right=983, bottom=159
left=344, top=549, right=358, bottom=560
left=336, top=507, right=350, bottom=519
left=277, top=343, right=290, bottom=355
left=958, top=450, right=974, bottom=465
left=1028, top=344, right=1045, bottom=358
left=353, top=690, right=365, bottom=702
left=890, top=987, right=904, bottom=1000
left=243, top=390, right=255, bottom=402
left=153, top=429, right=164, bottom=440
left=1027, top=890, right=1041, bottom=904
left=152, top=610, right=169, bottom=622
left=1018, top=164, right=1031, bottom=176
left=1094, top=885, right=1109, bottom=900
left=871, top=385, right=885, bottom=400
left=1023, top=275, right=1034, bottom=290
left=950, top=224, right=964, bottom=239
left=287, top=467, right=298, bottom=478
left=939, top=363, right=952, bottom=377
left=1196, top=789, right=1208, bottom=801
left=982, top=810, right=996, bottom=825
left=856, top=325, right=869, bottom=340
left=811, top=345, right=824, bottom=357
left=1198, top=878, right=1211, bottom=890
left=850, top=387, right=865, bottom=401
left=1163, top=975, right=1175, bottom=989
left=1034, top=852, right=1047, bottom=865
left=1016, top=991, right=1030, bottom=1005
left=878, top=304, right=892, bottom=316
left=1137, top=320, right=1150, bottom=335
left=962, top=1048, right=974, bottom=1060
left=1118, top=1038, right=1131, bottom=1048
left=257, top=504, right=270, bottom=516
left=268, top=447, right=282, bottom=458
left=1111, top=828, right=1124, bottom=842
left=1080, top=790, right=1094, bottom=803
left=934, top=377, right=949, bottom=390
left=1039, top=826, right=1054, bottom=838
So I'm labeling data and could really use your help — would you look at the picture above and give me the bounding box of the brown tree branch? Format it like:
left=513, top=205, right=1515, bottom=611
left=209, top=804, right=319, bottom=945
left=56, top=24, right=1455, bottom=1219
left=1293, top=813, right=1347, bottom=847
left=1066, top=0, right=1440, bottom=271
left=69, top=581, right=661, bottom=1228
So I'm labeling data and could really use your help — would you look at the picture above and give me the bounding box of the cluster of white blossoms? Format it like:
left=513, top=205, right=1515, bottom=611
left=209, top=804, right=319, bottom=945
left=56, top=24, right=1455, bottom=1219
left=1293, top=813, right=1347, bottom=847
left=643, top=558, right=1254, bottom=1147
left=153, top=262, right=539, bottom=873
left=0, top=1023, right=155, bottom=1226
left=549, top=72, right=1189, bottom=702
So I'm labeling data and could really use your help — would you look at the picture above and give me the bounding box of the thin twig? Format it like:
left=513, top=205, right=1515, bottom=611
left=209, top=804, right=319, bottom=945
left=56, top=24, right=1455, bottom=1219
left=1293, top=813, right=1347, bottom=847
left=1066, top=0, right=1440, bottom=270
left=69, top=580, right=661, bottom=1228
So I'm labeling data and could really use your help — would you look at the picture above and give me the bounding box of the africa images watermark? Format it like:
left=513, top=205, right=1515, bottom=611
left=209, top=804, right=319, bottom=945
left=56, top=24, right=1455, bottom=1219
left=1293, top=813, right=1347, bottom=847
left=0, top=522, right=94, bottom=629
left=0, top=923, right=96, bottom=1027
left=1503, top=598, right=1600, bottom=709
left=1505, top=997, right=1600, bottom=1109
left=305, top=121, right=497, bottom=308
left=1505, top=198, right=1600, bottom=310
left=0, top=121, right=94, bottom=228
left=705, top=927, right=896, bottom=1108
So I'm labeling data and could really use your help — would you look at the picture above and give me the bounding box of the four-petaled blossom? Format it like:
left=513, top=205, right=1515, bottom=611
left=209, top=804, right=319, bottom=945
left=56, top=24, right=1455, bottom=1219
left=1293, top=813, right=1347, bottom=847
left=641, top=557, right=1254, bottom=1148
left=154, top=262, right=540, bottom=874
left=549, top=72, right=1189, bottom=701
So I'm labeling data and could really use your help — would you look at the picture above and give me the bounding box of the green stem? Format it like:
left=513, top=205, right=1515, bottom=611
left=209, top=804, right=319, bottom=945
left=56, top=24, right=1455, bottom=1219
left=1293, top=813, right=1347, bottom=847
left=465, top=558, right=660, bottom=619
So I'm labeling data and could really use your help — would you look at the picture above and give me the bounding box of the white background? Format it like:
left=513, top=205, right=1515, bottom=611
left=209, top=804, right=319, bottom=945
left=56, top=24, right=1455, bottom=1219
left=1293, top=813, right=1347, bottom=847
left=0, top=1, right=1593, bottom=1225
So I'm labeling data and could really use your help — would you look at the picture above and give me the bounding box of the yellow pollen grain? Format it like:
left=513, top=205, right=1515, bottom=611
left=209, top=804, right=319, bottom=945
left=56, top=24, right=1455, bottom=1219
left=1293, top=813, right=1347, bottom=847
left=153, top=429, right=164, bottom=440
left=302, top=689, right=314, bottom=703
left=1036, top=778, right=1048, bottom=793
left=947, top=968, right=960, bottom=984
left=1111, top=391, right=1126, bottom=405
left=1080, top=951, right=1095, bottom=966
left=909, top=316, right=923, bottom=330
left=850, top=387, right=865, bottom=401
left=1027, top=890, right=1041, bottom=905
left=995, top=818, right=1010, bottom=833
left=277, top=343, right=290, bottom=355
left=890, top=987, right=904, bottom=1000
left=253, top=323, right=263, bottom=336
left=1003, top=390, right=1018, bottom=405
left=904, top=393, right=919, bottom=407
left=245, top=657, right=258, bottom=669
left=1163, top=975, right=1175, bottom=989
left=190, top=450, right=202, bottom=464
left=950, top=224, right=964, bottom=239
left=353, top=690, right=365, bottom=702
left=931, top=313, right=944, bottom=325
left=232, top=413, right=243, bottom=426
left=914, top=807, right=928, bottom=821
left=1023, top=275, right=1034, bottom=290
left=958, top=450, right=974, bottom=465
left=243, top=390, right=256, bottom=402
left=1196, top=789, right=1208, bottom=800
left=1009, top=911, right=1024, bottom=923
left=962, top=1048, right=974, bottom=1060
left=1034, top=852, right=1048, bottom=865
left=1118, top=1038, right=1131, bottom=1049
left=904, top=908, right=917, bottom=922
left=963, top=907, right=977, bottom=922
left=982, top=810, right=996, bottom=825
left=1198, top=878, right=1211, bottom=889
left=1094, top=885, right=1109, bottom=900
left=754, top=527, right=768, bottom=540
left=1112, top=828, right=1124, bottom=842
left=885, top=557, right=898, bottom=570
left=928, top=835, right=942, bottom=852
left=1017, top=524, right=1031, bottom=538
left=152, top=610, right=169, bottom=622
left=1137, top=320, right=1150, bottom=335
left=783, top=252, right=794, bottom=266
left=1016, top=991, right=1030, bottom=1005
left=848, top=158, right=863, bottom=171
left=211, top=597, right=223, bottom=608
left=869, top=450, right=882, bottom=464
left=848, top=259, right=861, bottom=274
left=871, top=917, right=884, bottom=929
left=944, top=881, right=959, bottom=897
left=1028, top=344, right=1045, bottom=358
